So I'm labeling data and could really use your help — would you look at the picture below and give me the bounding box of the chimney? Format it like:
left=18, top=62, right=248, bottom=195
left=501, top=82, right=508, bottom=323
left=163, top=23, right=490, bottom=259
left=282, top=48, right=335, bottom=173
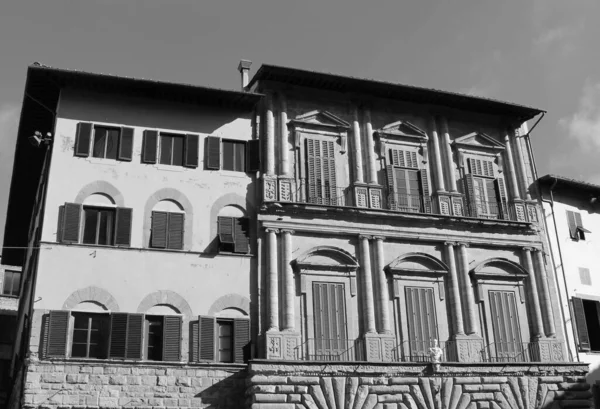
left=238, top=59, right=252, bottom=90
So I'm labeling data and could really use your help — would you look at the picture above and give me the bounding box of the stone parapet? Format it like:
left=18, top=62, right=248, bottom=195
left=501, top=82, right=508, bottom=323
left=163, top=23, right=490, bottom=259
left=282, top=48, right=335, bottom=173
left=247, top=360, right=592, bottom=409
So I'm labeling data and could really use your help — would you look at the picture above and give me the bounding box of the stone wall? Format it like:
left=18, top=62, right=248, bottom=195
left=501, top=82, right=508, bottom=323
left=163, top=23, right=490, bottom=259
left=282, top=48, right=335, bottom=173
left=247, top=361, right=593, bottom=409
left=20, top=360, right=247, bottom=408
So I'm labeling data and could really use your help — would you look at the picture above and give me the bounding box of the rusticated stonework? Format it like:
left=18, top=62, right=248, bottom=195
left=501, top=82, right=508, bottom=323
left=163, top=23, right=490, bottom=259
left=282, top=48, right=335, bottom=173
left=247, top=361, right=592, bottom=409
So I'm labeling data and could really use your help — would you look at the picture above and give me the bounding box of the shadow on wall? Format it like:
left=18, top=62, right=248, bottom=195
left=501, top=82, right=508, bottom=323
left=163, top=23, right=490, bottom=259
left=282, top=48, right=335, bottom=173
left=195, top=372, right=247, bottom=408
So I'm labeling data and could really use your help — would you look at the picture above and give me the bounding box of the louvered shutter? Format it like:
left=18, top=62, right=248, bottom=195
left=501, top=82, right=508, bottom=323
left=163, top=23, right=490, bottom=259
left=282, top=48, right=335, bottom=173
left=463, top=174, right=476, bottom=217
left=233, top=318, right=250, bottom=363
left=405, top=287, right=438, bottom=358
left=390, top=149, right=406, bottom=168
left=190, top=320, right=199, bottom=362
left=74, top=122, right=93, bottom=157
left=57, top=205, right=65, bottom=242
left=126, top=314, right=143, bottom=360
left=567, top=211, right=578, bottom=239
left=118, top=127, right=134, bottom=161
left=163, top=316, right=182, bottom=361
left=46, top=310, right=69, bottom=357
left=306, top=138, right=319, bottom=203
left=199, top=316, right=216, bottom=361
left=572, top=297, right=591, bottom=351
left=575, top=212, right=584, bottom=230
left=167, top=213, right=184, bottom=250
left=247, top=140, right=260, bottom=172
left=41, top=314, right=50, bottom=358
left=206, top=136, right=221, bottom=170
left=184, top=134, right=199, bottom=168
left=108, top=313, right=128, bottom=358
left=61, top=203, right=81, bottom=243
left=419, top=169, right=431, bottom=213
left=150, top=211, right=168, bottom=248
left=218, top=216, right=234, bottom=244
left=114, top=207, right=133, bottom=246
left=324, top=141, right=337, bottom=205
left=495, top=178, right=508, bottom=219
left=489, top=291, right=522, bottom=359
left=141, top=130, right=158, bottom=164
left=234, top=218, right=249, bottom=254
left=386, top=165, right=398, bottom=210
left=313, top=283, right=325, bottom=356
left=485, top=179, right=499, bottom=218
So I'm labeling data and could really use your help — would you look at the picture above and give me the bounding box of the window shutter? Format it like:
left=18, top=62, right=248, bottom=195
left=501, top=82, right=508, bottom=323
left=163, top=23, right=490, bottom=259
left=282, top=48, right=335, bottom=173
left=218, top=216, right=234, bottom=244
left=190, top=320, right=199, bottom=362
left=407, top=151, right=418, bottom=169
left=567, top=211, right=578, bottom=239
left=199, top=315, right=216, bottom=361
left=233, top=318, right=250, bottom=363
left=41, top=314, right=50, bottom=358
left=495, top=178, right=508, bottom=218
left=485, top=179, right=499, bottom=218
left=74, top=122, right=93, bottom=157
left=324, top=140, right=337, bottom=204
left=150, top=211, right=168, bottom=248
left=61, top=203, right=81, bottom=243
left=141, top=130, right=158, bottom=164
left=46, top=310, right=69, bottom=357
left=306, top=138, right=319, bottom=202
left=463, top=174, right=476, bottom=217
left=126, top=314, right=143, bottom=360
left=114, top=207, right=133, bottom=246
left=390, top=149, right=406, bottom=168
left=184, top=134, right=199, bottom=168
left=167, top=213, right=184, bottom=250
left=57, top=205, right=65, bottom=242
left=118, top=127, right=134, bottom=161
left=386, top=165, right=398, bottom=210
left=575, top=212, right=583, bottom=229
left=206, top=136, right=221, bottom=170
left=572, top=297, right=591, bottom=351
left=108, top=313, right=128, bottom=358
left=234, top=218, right=249, bottom=254
left=246, top=140, right=260, bottom=172
left=419, top=169, right=432, bottom=213
left=163, top=316, right=182, bottom=361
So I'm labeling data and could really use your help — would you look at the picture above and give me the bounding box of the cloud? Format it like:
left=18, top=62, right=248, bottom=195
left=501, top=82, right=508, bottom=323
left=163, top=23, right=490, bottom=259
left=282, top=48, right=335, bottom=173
left=559, top=81, right=600, bottom=152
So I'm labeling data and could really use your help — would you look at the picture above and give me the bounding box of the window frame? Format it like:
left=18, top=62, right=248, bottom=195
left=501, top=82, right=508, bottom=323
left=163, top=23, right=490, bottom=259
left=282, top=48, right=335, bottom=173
left=216, top=319, right=234, bottom=363
left=150, top=210, right=185, bottom=250
left=2, top=270, right=21, bottom=297
left=567, top=210, right=590, bottom=241
left=159, top=133, right=186, bottom=167
left=221, top=139, right=246, bottom=172
left=91, top=125, right=120, bottom=160
left=82, top=206, right=116, bottom=246
left=145, top=315, right=164, bottom=361
left=70, top=312, right=110, bottom=359
left=217, top=216, right=249, bottom=254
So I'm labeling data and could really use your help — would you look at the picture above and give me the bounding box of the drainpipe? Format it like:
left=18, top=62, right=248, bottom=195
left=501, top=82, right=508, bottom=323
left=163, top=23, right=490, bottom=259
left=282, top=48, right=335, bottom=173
left=539, top=177, right=580, bottom=362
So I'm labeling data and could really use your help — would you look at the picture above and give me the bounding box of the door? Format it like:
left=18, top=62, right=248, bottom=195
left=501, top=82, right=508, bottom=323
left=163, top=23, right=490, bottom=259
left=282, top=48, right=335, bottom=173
left=488, top=290, right=523, bottom=361
left=405, top=287, right=439, bottom=361
left=394, top=168, right=421, bottom=212
left=313, top=282, right=348, bottom=360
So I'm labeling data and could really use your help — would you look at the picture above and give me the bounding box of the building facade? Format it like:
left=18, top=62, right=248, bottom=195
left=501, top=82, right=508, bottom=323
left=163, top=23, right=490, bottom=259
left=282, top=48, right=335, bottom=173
left=1, top=62, right=592, bottom=408
left=0, top=260, right=20, bottom=408
left=538, top=175, right=600, bottom=393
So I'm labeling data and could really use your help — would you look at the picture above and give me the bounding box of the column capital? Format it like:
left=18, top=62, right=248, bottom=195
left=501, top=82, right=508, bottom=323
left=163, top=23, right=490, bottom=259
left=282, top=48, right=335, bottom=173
left=522, top=246, right=534, bottom=252
left=265, top=228, right=280, bottom=234
left=372, top=235, right=386, bottom=242
left=456, top=242, right=470, bottom=248
left=439, top=115, right=449, bottom=133
left=531, top=247, right=543, bottom=253
left=444, top=241, right=457, bottom=247
left=280, top=229, right=295, bottom=235
left=359, top=234, right=372, bottom=241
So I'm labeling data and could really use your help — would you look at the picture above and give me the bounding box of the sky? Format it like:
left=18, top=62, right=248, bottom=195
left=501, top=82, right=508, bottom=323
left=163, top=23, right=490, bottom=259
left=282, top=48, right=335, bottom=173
left=1, top=0, right=600, bottom=249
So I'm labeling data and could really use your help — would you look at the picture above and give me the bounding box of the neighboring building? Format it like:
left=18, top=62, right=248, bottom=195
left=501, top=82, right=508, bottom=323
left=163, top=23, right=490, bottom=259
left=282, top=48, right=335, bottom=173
left=1, top=61, right=591, bottom=409
left=0, top=259, right=20, bottom=409
left=538, top=174, right=600, bottom=389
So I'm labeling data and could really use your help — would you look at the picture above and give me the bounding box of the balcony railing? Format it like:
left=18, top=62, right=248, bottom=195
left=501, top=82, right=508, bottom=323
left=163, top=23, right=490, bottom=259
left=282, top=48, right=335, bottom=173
left=391, top=340, right=459, bottom=363
left=292, top=180, right=354, bottom=207
left=480, top=342, right=544, bottom=363
left=293, top=338, right=365, bottom=362
left=464, top=199, right=511, bottom=221
left=387, top=193, right=429, bottom=214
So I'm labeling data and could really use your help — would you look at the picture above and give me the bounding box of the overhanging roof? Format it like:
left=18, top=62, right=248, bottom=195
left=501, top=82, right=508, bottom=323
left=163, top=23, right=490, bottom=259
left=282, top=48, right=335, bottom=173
left=248, top=64, right=545, bottom=121
left=538, top=174, right=600, bottom=195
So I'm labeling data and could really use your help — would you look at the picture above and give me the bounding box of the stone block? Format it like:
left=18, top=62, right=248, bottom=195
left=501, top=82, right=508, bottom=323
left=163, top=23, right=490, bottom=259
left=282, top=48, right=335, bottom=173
left=41, top=373, right=65, bottom=383
left=98, top=397, right=119, bottom=407
left=251, top=375, right=288, bottom=384
left=295, top=386, right=308, bottom=393
left=371, top=386, right=410, bottom=394
left=127, top=376, right=142, bottom=385
left=288, top=376, right=319, bottom=385
left=255, top=393, right=288, bottom=403
left=109, top=375, right=127, bottom=385
left=390, top=377, right=419, bottom=385
left=176, top=377, right=191, bottom=387
left=379, top=394, right=404, bottom=403
left=289, top=394, right=301, bottom=403
left=277, top=385, right=295, bottom=393
left=141, top=376, right=157, bottom=386
left=471, top=393, right=494, bottom=401
left=178, top=398, right=190, bottom=407
left=251, top=404, right=296, bottom=409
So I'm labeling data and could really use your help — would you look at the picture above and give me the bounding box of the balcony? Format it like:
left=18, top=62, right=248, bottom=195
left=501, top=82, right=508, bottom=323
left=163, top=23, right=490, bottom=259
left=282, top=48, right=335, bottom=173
left=293, top=338, right=366, bottom=362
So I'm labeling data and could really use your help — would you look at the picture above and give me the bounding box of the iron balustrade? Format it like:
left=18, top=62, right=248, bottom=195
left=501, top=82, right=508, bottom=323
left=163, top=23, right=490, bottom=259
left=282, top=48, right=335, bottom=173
left=293, top=338, right=366, bottom=362
left=391, top=340, right=459, bottom=363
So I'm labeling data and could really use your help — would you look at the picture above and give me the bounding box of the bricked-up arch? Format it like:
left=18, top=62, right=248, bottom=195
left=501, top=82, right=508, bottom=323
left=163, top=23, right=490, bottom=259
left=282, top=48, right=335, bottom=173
left=74, top=181, right=125, bottom=207
left=143, top=188, right=193, bottom=250
left=471, top=257, right=529, bottom=278
left=207, top=293, right=250, bottom=316
left=62, top=286, right=119, bottom=311
left=209, top=193, right=254, bottom=239
left=136, top=290, right=193, bottom=317
left=386, top=252, right=449, bottom=275
left=293, top=246, right=359, bottom=272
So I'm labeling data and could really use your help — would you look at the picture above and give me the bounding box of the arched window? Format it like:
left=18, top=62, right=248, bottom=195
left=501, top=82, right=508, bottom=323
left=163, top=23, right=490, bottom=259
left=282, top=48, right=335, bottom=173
left=150, top=200, right=185, bottom=250
left=217, top=205, right=249, bottom=254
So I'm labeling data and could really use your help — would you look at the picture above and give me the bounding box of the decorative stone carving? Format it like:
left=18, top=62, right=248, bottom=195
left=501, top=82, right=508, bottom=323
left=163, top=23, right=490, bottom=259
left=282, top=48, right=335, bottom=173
left=355, top=186, right=368, bottom=208
left=526, top=203, right=538, bottom=223
left=369, top=187, right=382, bottom=209
left=266, top=333, right=282, bottom=359
left=451, top=196, right=464, bottom=216
left=439, top=195, right=451, bottom=215
left=264, top=177, right=277, bottom=202
left=514, top=202, right=526, bottom=222
left=279, top=178, right=293, bottom=202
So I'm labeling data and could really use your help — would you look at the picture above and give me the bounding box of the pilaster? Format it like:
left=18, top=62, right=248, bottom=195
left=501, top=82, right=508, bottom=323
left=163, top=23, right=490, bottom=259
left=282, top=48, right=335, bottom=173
left=358, top=235, right=376, bottom=334
left=444, top=242, right=464, bottom=337
left=522, top=247, right=544, bottom=339
left=440, top=116, right=457, bottom=192
left=351, top=106, right=364, bottom=184
left=429, top=116, right=446, bottom=193
left=533, top=248, right=556, bottom=337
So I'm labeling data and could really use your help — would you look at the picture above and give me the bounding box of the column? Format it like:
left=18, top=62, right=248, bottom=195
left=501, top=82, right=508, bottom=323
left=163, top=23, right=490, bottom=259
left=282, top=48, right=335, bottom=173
left=457, top=243, right=478, bottom=335
left=352, top=106, right=364, bottom=183
left=523, top=248, right=544, bottom=339
left=281, top=230, right=295, bottom=331
left=440, top=117, right=457, bottom=192
left=512, top=128, right=531, bottom=201
left=265, top=96, right=275, bottom=176
left=266, top=228, right=279, bottom=331
left=534, top=249, right=556, bottom=337
left=430, top=116, right=446, bottom=192
left=373, top=236, right=391, bottom=334
left=359, top=235, right=376, bottom=333
left=445, top=242, right=464, bottom=336
left=363, top=108, right=378, bottom=185
left=279, top=94, right=289, bottom=176
left=504, top=132, right=521, bottom=200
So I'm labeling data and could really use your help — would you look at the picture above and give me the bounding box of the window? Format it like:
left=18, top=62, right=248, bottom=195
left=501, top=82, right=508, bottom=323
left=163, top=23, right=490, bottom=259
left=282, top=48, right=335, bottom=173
left=305, top=138, right=338, bottom=205
left=142, top=130, right=199, bottom=168
left=197, top=316, right=249, bottom=363
left=218, top=216, right=249, bottom=253
left=2, top=270, right=21, bottom=296
left=143, top=315, right=182, bottom=362
left=386, top=147, right=431, bottom=213
left=463, top=158, right=507, bottom=219
left=567, top=210, right=589, bottom=241
left=205, top=136, right=260, bottom=173
left=71, top=312, right=110, bottom=359
left=74, top=122, right=134, bottom=161
left=150, top=211, right=184, bottom=250
left=146, top=316, right=163, bottom=361
left=573, top=297, right=600, bottom=352
left=58, top=203, right=132, bottom=247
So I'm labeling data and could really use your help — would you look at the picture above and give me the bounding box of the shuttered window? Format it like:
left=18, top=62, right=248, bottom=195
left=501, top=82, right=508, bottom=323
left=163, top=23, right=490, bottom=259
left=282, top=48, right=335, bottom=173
left=196, top=316, right=250, bottom=363
left=142, top=131, right=199, bottom=168
left=72, top=312, right=110, bottom=359
left=567, top=210, right=590, bottom=241
left=163, top=316, right=182, bottom=361
left=108, top=313, right=143, bottom=360
left=205, top=137, right=258, bottom=172
left=217, top=216, right=249, bottom=254
left=405, top=287, right=438, bottom=360
left=2, top=270, right=21, bottom=297
left=385, top=148, right=431, bottom=213
left=222, top=140, right=246, bottom=172
left=306, top=138, right=337, bottom=205
left=150, top=211, right=184, bottom=250
left=313, top=282, right=348, bottom=359
left=463, top=158, right=507, bottom=219
left=488, top=291, right=523, bottom=361
left=74, top=123, right=134, bottom=161
left=60, top=204, right=132, bottom=247
left=572, top=297, right=600, bottom=352
left=46, top=310, right=70, bottom=358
